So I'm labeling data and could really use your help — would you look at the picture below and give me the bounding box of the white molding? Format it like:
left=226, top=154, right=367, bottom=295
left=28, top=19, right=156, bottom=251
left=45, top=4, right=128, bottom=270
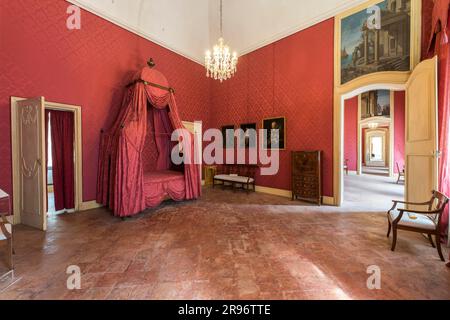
left=66, top=0, right=204, bottom=65
left=79, top=201, right=103, bottom=212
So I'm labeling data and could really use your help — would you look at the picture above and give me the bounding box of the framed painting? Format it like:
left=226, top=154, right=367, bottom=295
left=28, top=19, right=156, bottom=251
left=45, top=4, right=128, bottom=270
left=361, top=89, right=391, bottom=119
left=239, top=123, right=257, bottom=148
left=335, top=0, right=421, bottom=86
left=262, top=117, right=286, bottom=150
left=221, top=125, right=235, bottom=149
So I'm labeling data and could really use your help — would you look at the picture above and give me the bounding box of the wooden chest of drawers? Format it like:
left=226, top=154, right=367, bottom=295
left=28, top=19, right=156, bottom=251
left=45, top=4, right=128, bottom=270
left=291, top=151, right=322, bottom=205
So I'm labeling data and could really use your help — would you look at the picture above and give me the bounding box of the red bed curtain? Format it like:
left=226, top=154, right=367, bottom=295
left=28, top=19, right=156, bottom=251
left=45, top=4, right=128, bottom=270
left=97, top=66, right=201, bottom=217
left=50, top=110, right=75, bottom=211
left=426, top=0, right=450, bottom=239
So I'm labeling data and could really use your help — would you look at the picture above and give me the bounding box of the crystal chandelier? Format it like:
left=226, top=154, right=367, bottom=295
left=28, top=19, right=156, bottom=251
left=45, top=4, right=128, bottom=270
left=205, top=0, right=238, bottom=82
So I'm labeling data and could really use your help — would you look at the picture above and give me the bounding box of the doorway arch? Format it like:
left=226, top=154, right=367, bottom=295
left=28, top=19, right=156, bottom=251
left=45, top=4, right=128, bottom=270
left=333, top=73, right=410, bottom=206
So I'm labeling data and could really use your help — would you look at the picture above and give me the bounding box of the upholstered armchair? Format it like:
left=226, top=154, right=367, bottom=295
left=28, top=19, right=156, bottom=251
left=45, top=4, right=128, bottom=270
left=0, top=213, right=13, bottom=271
left=387, top=191, right=449, bottom=262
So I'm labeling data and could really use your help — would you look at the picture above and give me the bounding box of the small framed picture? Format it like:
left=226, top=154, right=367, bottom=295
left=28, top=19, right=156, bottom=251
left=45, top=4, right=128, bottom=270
left=240, top=123, right=257, bottom=148
left=221, top=125, right=235, bottom=149
left=262, top=117, right=286, bottom=150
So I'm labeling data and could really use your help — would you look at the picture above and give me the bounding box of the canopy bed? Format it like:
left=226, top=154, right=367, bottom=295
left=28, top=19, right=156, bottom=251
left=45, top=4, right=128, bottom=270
left=97, top=59, right=202, bottom=217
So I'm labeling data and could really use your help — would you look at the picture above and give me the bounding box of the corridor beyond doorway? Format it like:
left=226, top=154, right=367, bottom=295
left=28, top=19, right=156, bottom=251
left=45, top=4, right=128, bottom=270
left=343, top=173, right=404, bottom=212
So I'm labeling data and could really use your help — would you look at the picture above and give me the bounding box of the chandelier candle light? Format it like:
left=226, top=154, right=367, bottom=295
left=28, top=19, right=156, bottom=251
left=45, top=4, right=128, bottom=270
left=205, top=0, right=238, bottom=82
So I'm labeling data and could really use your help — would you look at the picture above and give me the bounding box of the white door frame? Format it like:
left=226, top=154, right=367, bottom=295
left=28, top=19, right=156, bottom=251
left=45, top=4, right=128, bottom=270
left=365, top=129, right=388, bottom=166
left=11, top=97, right=83, bottom=224
left=334, top=77, right=408, bottom=206
left=357, top=92, right=395, bottom=177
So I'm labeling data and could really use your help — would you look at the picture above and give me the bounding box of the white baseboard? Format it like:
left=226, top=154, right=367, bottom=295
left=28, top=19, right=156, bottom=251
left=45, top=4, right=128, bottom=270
left=79, top=201, right=103, bottom=211
left=255, top=185, right=292, bottom=198
left=254, top=185, right=335, bottom=206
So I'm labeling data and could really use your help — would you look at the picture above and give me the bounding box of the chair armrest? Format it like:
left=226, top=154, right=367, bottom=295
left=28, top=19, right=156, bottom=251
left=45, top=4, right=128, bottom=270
left=392, top=200, right=431, bottom=206
left=398, top=208, right=441, bottom=215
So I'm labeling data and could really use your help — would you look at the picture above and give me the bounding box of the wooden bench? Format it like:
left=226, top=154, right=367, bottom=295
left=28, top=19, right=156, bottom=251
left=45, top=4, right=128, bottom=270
left=213, top=165, right=258, bottom=193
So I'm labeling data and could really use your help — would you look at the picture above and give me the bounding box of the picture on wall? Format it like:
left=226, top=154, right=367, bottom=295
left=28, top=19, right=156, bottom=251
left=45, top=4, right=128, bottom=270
left=262, top=117, right=286, bottom=150
left=221, top=125, right=235, bottom=149
left=340, top=0, right=411, bottom=84
left=240, top=123, right=257, bottom=148
left=361, top=89, right=391, bottom=119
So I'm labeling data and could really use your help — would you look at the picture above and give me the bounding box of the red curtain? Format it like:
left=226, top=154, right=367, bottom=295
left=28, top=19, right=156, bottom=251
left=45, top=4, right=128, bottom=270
left=45, top=110, right=50, bottom=210
left=50, top=110, right=75, bottom=211
left=97, top=66, right=201, bottom=217
left=426, top=0, right=450, bottom=240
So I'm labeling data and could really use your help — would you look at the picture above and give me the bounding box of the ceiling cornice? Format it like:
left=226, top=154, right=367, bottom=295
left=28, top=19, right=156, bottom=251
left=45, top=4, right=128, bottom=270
left=66, top=0, right=369, bottom=65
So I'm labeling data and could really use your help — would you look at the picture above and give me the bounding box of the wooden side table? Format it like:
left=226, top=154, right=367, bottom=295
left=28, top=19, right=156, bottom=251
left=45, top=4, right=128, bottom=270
left=203, top=165, right=217, bottom=186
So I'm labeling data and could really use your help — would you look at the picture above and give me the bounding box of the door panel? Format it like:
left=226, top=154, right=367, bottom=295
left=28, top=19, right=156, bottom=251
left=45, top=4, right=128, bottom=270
left=17, top=97, right=47, bottom=231
left=405, top=57, right=438, bottom=208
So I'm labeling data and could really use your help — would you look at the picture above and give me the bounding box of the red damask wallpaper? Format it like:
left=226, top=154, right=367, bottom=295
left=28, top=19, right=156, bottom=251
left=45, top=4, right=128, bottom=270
left=0, top=0, right=210, bottom=201
left=0, top=0, right=435, bottom=202
left=208, top=19, right=335, bottom=196
left=344, top=97, right=359, bottom=172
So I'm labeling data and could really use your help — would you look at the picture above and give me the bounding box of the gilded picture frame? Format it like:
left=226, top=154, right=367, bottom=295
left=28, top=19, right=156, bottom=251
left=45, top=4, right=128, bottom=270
left=334, top=0, right=422, bottom=88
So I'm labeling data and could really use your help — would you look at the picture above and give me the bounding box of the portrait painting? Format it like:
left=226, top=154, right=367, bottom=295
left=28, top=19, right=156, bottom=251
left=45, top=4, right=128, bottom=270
left=262, top=117, right=286, bottom=150
left=340, top=0, right=411, bottom=84
left=239, top=123, right=257, bottom=148
left=221, top=125, right=235, bottom=149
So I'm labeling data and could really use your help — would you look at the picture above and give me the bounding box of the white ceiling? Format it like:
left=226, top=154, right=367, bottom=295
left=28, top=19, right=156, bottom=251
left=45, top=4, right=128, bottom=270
left=68, top=0, right=368, bottom=64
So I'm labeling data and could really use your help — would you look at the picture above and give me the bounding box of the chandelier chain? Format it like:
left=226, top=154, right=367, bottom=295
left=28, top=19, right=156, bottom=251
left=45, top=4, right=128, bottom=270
left=220, top=0, right=223, bottom=37
left=204, top=0, right=238, bottom=82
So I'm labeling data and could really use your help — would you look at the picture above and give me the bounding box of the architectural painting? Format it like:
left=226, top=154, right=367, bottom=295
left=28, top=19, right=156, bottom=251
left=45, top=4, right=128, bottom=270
left=341, top=0, right=411, bottom=84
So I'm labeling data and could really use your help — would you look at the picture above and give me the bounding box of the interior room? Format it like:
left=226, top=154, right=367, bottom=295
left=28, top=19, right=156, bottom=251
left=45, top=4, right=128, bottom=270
left=343, top=89, right=405, bottom=211
left=0, top=0, right=449, bottom=301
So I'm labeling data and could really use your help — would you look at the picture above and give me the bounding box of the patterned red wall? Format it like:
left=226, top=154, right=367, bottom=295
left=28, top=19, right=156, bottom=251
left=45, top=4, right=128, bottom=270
left=0, top=0, right=210, bottom=201
left=344, top=97, right=358, bottom=172
left=208, top=19, right=335, bottom=196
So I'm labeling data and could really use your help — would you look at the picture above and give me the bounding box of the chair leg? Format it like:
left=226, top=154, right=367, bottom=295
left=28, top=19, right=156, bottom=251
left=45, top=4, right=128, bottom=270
left=436, top=234, right=445, bottom=262
left=428, top=234, right=436, bottom=248
left=7, top=238, right=13, bottom=271
left=391, top=227, right=398, bottom=251
left=387, top=220, right=392, bottom=238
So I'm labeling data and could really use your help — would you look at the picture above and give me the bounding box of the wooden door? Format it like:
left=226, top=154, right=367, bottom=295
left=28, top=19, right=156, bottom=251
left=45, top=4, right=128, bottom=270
left=405, top=56, right=439, bottom=207
left=16, top=98, right=47, bottom=230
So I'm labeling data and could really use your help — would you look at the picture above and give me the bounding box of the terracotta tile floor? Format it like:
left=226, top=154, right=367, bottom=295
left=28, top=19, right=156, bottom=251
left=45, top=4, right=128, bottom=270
left=0, top=188, right=449, bottom=300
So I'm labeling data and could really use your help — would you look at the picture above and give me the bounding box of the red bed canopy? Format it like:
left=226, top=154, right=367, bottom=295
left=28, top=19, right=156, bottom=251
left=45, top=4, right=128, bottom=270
left=97, top=62, right=202, bottom=217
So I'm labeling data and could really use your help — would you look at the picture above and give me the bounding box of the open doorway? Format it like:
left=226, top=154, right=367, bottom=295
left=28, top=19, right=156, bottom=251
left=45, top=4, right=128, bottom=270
left=46, top=110, right=76, bottom=216
left=11, top=97, right=83, bottom=230
left=342, top=89, right=405, bottom=211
